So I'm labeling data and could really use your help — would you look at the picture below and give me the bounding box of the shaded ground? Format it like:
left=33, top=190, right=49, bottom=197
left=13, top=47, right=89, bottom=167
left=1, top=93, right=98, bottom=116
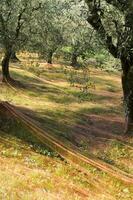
left=0, top=55, right=133, bottom=199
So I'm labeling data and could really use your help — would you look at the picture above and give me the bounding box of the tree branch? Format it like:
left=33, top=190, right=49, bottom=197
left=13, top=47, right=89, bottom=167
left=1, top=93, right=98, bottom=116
left=105, top=0, right=128, bottom=12
left=0, top=14, right=9, bottom=47
left=15, top=5, right=28, bottom=39
left=15, top=3, right=42, bottom=40
left=87, top=4, right=118, bottom=58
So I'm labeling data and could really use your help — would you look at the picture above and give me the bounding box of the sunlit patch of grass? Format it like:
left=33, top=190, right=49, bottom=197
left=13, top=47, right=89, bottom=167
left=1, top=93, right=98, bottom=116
left=0, top=133, right=102, bottom=200
left=97, top=140, right=133, bottom=175
left=1, top=56, right=132, bottom=199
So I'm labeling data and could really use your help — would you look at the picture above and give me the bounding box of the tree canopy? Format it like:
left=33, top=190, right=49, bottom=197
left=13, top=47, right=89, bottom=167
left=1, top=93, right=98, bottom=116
left=85, top=0, right=133, bottom=133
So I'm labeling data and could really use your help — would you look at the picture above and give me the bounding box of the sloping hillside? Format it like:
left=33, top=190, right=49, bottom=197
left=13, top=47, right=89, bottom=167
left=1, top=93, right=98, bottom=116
left=0, top=56, right=133, bottom=200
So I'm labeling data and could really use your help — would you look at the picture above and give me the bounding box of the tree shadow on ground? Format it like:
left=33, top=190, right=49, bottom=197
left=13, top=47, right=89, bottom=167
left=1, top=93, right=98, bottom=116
left=10, top=69, right=64, bottom=95
left=90, top=76, right=121, bottom=90
left=9, top=69, right=120, bottom=105
left=11, top=103, right=131, bottom=148
left=1, top=102, right=132, bottom=167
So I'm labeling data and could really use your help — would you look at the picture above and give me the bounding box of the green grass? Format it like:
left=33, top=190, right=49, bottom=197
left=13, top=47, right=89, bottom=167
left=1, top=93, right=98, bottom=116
left=0, top=132, right=95, bottom=200
left=0, top=55, right=133, bottom=199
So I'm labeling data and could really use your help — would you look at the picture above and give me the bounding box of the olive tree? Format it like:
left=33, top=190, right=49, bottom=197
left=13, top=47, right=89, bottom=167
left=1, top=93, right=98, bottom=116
left=85, top=0, right=133, bottom=134
left=66, top=23, right=95, bottom=67
left=34, top=18, right=64, bottom=64
left=30, top=0, right=70, bottom=64
left=62, top=1, right=99, bottom=67
left=0, top=0, right=41, bottom=82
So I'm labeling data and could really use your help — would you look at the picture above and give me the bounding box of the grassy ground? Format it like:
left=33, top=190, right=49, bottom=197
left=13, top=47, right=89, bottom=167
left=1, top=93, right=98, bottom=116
left=0, top=53, right=133, bottom=199
left=0, top=132, right=96, bottom=200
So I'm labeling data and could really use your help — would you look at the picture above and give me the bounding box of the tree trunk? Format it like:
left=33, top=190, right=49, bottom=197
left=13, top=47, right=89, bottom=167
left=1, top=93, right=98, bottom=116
left=10, top=51, right=20, bottom=62
left=71, top=53, right=78, bottom=67
left=121, top=58, right=133, bottom=135
left=1, top=50, right=12, bottom=82
left=47, top=51, right=53, bottom=64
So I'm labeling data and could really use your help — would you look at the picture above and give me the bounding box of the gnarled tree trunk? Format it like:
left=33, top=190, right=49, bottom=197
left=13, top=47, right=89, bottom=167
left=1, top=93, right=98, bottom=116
left=10, top=51, right=20, bottom=62
left=1, top=49, right=12, bottom=82
left=86, top=0, right=133, bottom=135
left=47, top=51, right=53, bottom=64
left=71, top=53, right=78, bottom=67
left=121, top=58, right=133, bottom=134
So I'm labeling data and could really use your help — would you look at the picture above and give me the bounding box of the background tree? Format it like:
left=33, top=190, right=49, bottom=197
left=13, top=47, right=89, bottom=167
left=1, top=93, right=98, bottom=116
left=29, top=0, right=71, bottom=64
left=67, top=23, right=94, bottom=67
left=68, top=27, right=98, bottom=67
left=0, top=0, right=41, bottom=82
left=59, top=1, right=101, bottom=67
left=34, top=19, right=64, bottom=64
